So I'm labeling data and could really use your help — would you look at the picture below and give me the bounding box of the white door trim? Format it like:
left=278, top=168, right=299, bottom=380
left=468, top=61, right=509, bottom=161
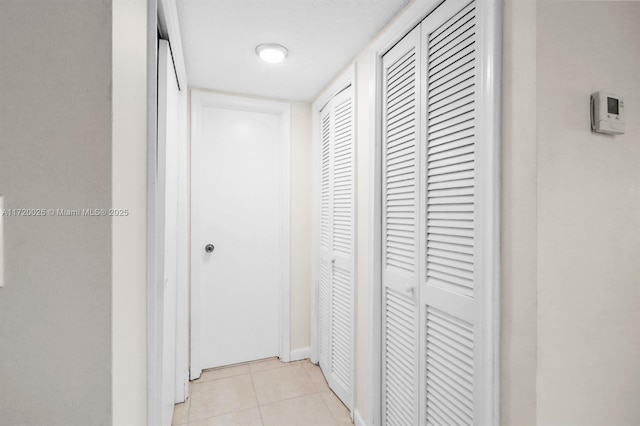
left=146, top=2, right=160, bottom=424
left=157, top=0, right=187, bottom=90
left=368, top=0, right=502, bottom=424
left=157, top=1, right=190, bottom=406
left=190, top=90, right=292, bottom=379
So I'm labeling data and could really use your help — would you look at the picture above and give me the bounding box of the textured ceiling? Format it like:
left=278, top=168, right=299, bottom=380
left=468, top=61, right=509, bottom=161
left=177, top=0, right=410, bottom=102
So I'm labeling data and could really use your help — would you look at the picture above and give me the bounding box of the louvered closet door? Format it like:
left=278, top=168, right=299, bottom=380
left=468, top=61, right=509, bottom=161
left=381, top=25, right=421, bottom=426
left=318, top=87, right=355, bottom=409
left=318, top=106, right=333, bottom=374
left=419, top=1, right=479, bottom=424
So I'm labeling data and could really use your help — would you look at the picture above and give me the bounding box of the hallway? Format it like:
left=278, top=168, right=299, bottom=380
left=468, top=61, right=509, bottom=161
left=172, top=358, right=353, bottom=426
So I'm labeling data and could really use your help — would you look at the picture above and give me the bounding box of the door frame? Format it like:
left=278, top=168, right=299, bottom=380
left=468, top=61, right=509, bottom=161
left=157, top=0, right=190, bottom=403
left=368, top=0, right=502, bottom=424
left=157, top=38, right=176, bottom=425
left=146, top=2, right=160, bottom=424
left=148, top=3, right=190, bottom=424
left=310, top=65, right=357, bottom=412
left=189, top=90, right=292, bottom=379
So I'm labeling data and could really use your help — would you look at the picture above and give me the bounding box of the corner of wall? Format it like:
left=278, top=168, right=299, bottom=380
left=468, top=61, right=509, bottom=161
left=500, top=0, right=538, bottom=424
left=112, top=0, right=149, bottom=424
left=290, top=101, right=313, bottom=351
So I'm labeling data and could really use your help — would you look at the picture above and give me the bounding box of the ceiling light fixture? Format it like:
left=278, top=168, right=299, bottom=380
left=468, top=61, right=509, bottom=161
left=256, top=43, right=288, bottom=64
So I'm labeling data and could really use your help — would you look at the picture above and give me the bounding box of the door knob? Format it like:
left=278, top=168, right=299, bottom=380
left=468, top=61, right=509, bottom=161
left=403, top=284, right=415, bottom=296
left=205, top=244, right=215, bottom=253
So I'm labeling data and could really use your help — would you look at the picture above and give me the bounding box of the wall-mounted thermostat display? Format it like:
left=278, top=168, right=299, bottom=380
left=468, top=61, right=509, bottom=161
left=591, top=92, right=625, bottom=135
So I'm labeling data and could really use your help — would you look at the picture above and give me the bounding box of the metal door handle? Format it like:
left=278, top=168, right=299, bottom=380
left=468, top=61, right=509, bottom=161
left=205, top=244, right=215, bottom=253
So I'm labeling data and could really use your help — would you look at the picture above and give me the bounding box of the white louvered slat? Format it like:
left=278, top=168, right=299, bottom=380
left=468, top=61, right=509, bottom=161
left=385, top=46, right=418, bottom=275
left=333, top=97, right=353, bottom=257
left=426, top=0, right=476, bottom=301
left=428, top=98, right=475, bottom=126
left=429, top=15, right=475, bottom=62
left=319, top=259, right=330, bottom=363
left=385, top=288, right=418, bottom=426
left=320, top=112, right=331, bottom=250
left=331, top=265, right=352, bottom=390
left=328, top=88, right=354, bottom=407
left=428, top=2, right=476, bottom=47
left=420, top=1, right=478, bottom=425
left=382, top=24, right=421, bottom=426
left=425, top=307, right=474, bottom=426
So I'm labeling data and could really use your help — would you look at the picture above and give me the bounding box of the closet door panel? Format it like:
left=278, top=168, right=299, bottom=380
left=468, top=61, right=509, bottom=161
left=381, top=25, right=422, bottom=426
left=329, top=89, right=355, bottom=406
left=318, top=108, right=333, bottom=370
left=317, top=87, right=355, bottom=410
left=419, top=1, right=479, bottom=425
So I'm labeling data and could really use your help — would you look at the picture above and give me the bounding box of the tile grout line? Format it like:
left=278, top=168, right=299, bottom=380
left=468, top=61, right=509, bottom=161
left=187, top=359, right=342, bottom=425
left=249, top=368, right=266, bottom=426
left=182, top=358, right=280, bottom=426
left=189, top=372, right=260, bottom=425
left=257, top=387, right=327, bottom=408
left=185, top=384, right=191, bottom=426
left=252, top=361, right=332, bottom=409
left=253, top=361, right=319, bottom=407
left=196, top=358, right=286, bottom=385
left=311, top=364, right=353, bottom=425
left=309, top=364, right=343, bottom=426
left=319, top=392, right=342, bottom=426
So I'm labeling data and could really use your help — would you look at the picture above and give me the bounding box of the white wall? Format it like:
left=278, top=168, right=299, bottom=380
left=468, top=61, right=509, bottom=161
left=501, top=0, right=538, bottom=423
left=536, top=2, right=640, bottom=424
left=0, top=1, right=113, bottom=424
left=290, top=102, right=313, bottom=353
left=112, top=0, right=148, bottom=424
left=354, top=50, right=372, bottom=422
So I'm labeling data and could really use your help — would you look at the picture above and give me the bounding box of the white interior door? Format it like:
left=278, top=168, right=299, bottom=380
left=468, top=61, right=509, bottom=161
left=191, top=95, right=288, bottom=372
left=317, top=88, right=355, bottom=409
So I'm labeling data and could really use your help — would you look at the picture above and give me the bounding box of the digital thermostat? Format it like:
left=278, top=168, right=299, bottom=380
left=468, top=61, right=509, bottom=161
left=591, top=92, right=625, bottom=135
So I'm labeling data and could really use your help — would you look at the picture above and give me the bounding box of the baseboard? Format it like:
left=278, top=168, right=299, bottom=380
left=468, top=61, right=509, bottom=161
left=353, top=408, right=366, bottom=426
left=290, top=346, right=311, bottom=361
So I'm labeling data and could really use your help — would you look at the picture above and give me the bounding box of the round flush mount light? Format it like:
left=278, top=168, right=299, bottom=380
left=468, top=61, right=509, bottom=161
left=256, top=43, right=288, bottom=64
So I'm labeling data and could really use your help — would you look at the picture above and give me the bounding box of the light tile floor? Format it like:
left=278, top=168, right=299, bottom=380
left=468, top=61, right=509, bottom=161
left=172, top=358, right=354, bottom=426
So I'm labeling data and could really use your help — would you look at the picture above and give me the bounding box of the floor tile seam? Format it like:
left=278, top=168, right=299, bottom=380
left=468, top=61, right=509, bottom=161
left=188, top=406, right=265, bottom=426
left=187, top=374, right=259, bottom=423
left=189, top=404, right=255, bottom=424
left=248, top=366, right=266, bottom=426
left=299, top=360, right=324, bottom=389
left=250, top=362, right=320, bottom=406
left=249, top=363, right=292, bottom=374
left=191, top=371, right=253, bottom=392
left=254, top=387, right=328, bottom=408
left=185, top=359, right=314, bottom=425
left=319, top=390, right=345, bottom=426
